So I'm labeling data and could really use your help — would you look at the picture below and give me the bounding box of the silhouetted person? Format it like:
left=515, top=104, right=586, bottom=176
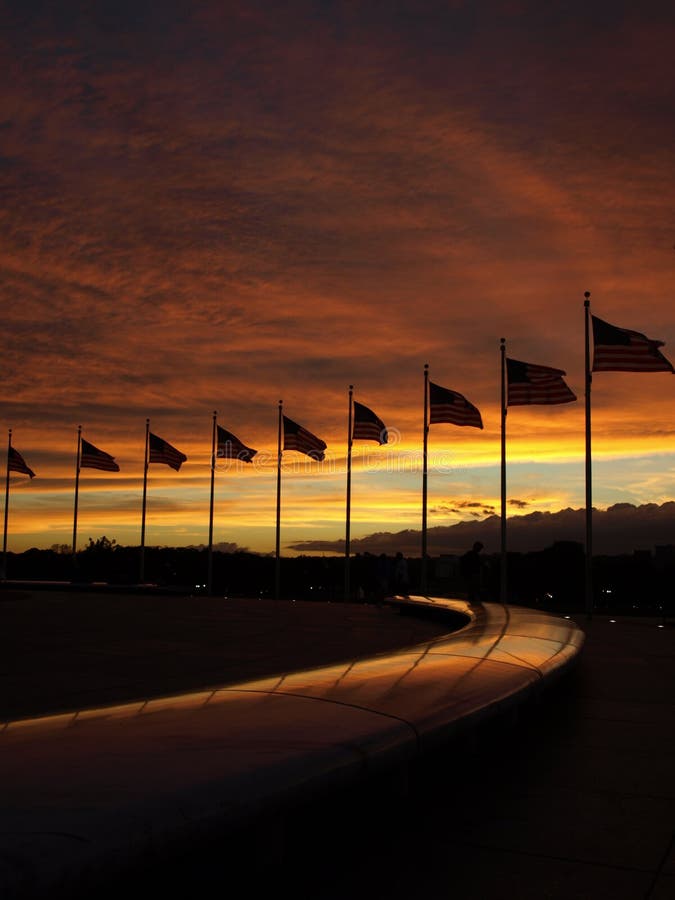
left=393, top=551, right=410, bottom=596
left=460, top=541, right=484, bottom=602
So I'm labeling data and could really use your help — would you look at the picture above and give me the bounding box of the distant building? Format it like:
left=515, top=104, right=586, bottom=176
left=633, top=549, right=652, bottom=561
left=655, top=544, right=675, bottom=561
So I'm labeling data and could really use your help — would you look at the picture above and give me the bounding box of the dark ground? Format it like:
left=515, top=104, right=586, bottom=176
left=115, top=613, right=673, bottom=900
left=0, top=588, right=450, bottom=721
left=3, top=588, right=674, bottom=899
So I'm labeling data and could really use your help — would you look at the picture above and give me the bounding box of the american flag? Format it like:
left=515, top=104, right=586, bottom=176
left=80, top=438, right=120, bottom=472
left=283, top=416, right=326, bottom=461
left=429, top=382, right=483, bottom=428
left=592, top=315, right=674, bottom=373
left=8, top=445, right=35, bottom=478
left=216, top=426, right=257, bottom=463
left=149, top=432, right=187, bottom=471
left=506, top=358, right=576, bottom=406
left=352, top=401, right=388, bottom=444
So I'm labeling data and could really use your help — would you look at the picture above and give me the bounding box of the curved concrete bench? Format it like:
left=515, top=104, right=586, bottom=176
left=0, top=597, right=584, bottom=898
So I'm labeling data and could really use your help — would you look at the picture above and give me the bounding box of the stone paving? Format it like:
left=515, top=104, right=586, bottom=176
left=270, top=614, right=675, bottom=900
left=0, top=589, right=449, bottom=721
left=2, top=588, right=673, bottom=899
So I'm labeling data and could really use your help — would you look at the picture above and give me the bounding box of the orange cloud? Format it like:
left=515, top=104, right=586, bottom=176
left=2, top=2, right=675, bottom=555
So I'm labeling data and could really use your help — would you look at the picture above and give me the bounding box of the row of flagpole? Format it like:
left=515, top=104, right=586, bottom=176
left=3, top=296, right=674, bottom=607
left=498, top=296, right=673, bottom=614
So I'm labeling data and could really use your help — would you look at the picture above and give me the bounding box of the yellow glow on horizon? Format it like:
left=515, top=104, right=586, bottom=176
left=6, top=447, right=675, bottom=555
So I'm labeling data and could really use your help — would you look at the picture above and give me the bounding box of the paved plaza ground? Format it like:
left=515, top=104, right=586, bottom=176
left=0, top=588, right=450, bottom=720
left=2, top=588, right=674, bottom=899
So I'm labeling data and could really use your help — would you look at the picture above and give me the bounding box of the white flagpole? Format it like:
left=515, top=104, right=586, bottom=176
left=584, top=292, right=594, bottom=618
left=207, top=411, right=217, bottom=595
left=72, top=425, right=82, bottom=569
left=140, top=418, right=150, bottom=583
left=421, top=364, right=429, bottom=593
left=344, top=385, right=353, bottom=602
left=2, top=430, right=11, bottom=580
left=275, top=400, right=283, bottom=601
left=500, top=338, right=507, bottom=604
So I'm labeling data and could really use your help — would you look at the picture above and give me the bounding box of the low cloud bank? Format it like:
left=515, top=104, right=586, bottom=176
left=289, top=502, right=675, bottom=557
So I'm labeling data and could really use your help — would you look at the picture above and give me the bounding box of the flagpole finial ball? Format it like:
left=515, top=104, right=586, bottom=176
left=584, top=291, right=591, bottom=299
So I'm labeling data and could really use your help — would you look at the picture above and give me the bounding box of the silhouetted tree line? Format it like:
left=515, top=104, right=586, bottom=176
left=2, top=537, right=673, bottom=614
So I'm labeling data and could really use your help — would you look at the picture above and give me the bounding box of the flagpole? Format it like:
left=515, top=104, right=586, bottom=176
left=207, top=411, right=217, bottom=596
left=500, top=338, right=507, bottom=605
left=584, top=292, right=593, bottom=618
left=345, top=385, right=353, bottom=602
left=72, top=425, right=82, bottom=569
left=275, top=400, right=283, bottom=601
left=2, top=430, right=11, bottom=580
left=140, top=418, right=150, bottom=584
left=421, top=363, right=429, bottom=593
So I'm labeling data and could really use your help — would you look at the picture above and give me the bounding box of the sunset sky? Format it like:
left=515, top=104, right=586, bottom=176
left=2, top=0, right=675, bottom=557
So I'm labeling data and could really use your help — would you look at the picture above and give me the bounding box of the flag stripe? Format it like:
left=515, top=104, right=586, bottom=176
left=592, top=315, right=674, bottom=373
left=429, top=382, right=483, bottom=428
left=506, top=358, right=576, bottom=406
left=216, top=425, right=257, bottom=463
left=352, top=401, right=388, bottom=444
left=8, top=446, right=35, bottom=478
left=80, top=439, right=120, bottom=472
left=283, top=416, right=327, bottom=460
left=149, top=433, right=187, bottom=471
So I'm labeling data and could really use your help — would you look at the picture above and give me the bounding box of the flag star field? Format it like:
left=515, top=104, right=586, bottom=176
left=2, top=0, right=675, bottom=557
